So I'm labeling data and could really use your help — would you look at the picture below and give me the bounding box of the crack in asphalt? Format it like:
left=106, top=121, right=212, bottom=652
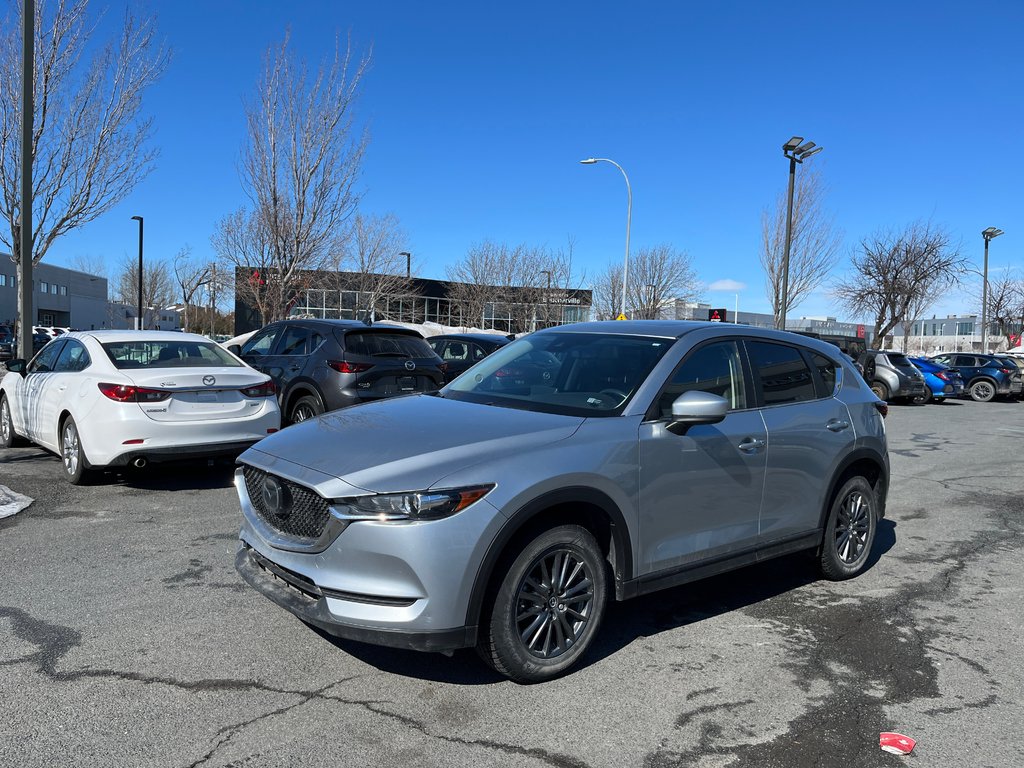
left=643, top=490, right=1024, bottom=767
left=0, top=605, right=591, bottom=768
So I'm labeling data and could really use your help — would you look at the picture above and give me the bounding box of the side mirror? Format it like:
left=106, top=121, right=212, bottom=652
left=227, top=344, right=242, bottom=356
left=5, top=359, right=27, bottom=376
left=667, top=390, right=729, bottom=435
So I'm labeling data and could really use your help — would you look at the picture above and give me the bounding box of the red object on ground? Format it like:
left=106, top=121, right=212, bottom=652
left=879, top=732, right=916, bottom=755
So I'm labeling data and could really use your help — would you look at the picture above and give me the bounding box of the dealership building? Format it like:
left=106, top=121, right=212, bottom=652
left=0, top=258, right=109, bottom=330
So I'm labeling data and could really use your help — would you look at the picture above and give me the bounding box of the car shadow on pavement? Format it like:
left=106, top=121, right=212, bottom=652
left=102, top=459, right=239, bottom=491
left=316, top=519, right=898, bottom=685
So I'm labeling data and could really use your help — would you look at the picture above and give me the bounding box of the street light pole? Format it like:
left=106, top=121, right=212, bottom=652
left=16, top=0, right=34, bottom=359
left=778, top=137, right=824, bottom=330
left=131, top=215, right=144, bottom=329
left=981, top=227, right=1003, bottom=354
left=399, top=251, right=411, bottom=279
left=580, top=157, right=631, bottom=319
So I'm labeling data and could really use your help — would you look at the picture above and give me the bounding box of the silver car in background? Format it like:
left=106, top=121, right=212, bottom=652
left=235, top=322, right=889, bottom=682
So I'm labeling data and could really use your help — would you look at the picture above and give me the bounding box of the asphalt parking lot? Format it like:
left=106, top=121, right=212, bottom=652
left=2, top=398, right=1023, bottom=768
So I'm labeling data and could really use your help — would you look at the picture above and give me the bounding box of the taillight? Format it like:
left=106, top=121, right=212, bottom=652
left=873, top=401, right=888, bottom=419
left=98, top=383, right=170, bottom=403
left=327, top=361, right=373, bottom=374
left=999, top=368, right=1013, bottom=375
left=240, top=380, right=276, bottom=398
left=935, top=372, right=949, bottom=382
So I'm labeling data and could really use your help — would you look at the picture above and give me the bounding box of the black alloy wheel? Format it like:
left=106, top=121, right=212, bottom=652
left=819, top=476, right=876, bottom=580
left=479, top=525, right=608, bottom=683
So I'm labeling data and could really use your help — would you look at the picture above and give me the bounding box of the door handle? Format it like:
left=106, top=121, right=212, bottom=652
left=737, top=437, right=765, bottom=453
left=288, top=365, right=301, bottom=372
left=826, top=419, right=850, bottom=432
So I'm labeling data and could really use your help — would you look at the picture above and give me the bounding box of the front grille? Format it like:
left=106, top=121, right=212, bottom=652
left=242, top=465, right=330, bottom=541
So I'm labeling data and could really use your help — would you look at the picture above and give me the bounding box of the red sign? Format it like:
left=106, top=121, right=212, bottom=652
left=856, top=324, right=865, bottom=339
left=707, top=308, right=727, bottom=322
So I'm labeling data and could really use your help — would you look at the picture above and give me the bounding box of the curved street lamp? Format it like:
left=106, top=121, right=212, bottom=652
left=778, top=137, right=824, bottom=330
left=580, top=157, right=632, bottom=319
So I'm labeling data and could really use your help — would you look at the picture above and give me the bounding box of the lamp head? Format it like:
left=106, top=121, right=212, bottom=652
left=982, top=227, right=1004, bottom=240
left=579, top=158, right=598, bottom=164
left=782, top=137, right=803, bottom=152
left=131, top=215, right=142, bottom=222
left=799, top=146, right=824, bottom=160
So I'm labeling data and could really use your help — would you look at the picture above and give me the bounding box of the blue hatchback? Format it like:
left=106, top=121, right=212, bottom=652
left=909, top=357, right=964, bottom=403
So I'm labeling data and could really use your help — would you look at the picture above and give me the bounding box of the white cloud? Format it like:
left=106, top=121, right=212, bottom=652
left=707, top=279, right=747, bottom=292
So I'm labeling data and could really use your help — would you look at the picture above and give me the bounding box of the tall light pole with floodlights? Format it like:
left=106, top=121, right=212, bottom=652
left=981, top=227, right=1003, bottom=353
left=778, top=136, right=823, bottom=330
left=539, top=269, right=551, bottom=328
left=131, top=215, right=144, bottom=329
left=580, top=157, right=631, bottom=319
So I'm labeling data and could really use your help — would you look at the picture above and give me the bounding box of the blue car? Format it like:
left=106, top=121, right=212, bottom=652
left=909, top=356, right=964, bottom=403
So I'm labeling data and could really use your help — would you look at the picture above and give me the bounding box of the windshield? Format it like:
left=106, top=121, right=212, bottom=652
left=443, top=332, right=672, bottom=416
left=102, top=340, right=244, bottom=369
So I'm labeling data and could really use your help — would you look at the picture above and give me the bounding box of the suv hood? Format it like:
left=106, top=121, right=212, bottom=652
left=240, top=393, right=584, bottom=493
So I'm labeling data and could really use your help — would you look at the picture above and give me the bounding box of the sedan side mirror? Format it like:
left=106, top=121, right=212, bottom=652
left=5, top=359, right=27, bottom=377
left=667, top=390, right=729, bottom=435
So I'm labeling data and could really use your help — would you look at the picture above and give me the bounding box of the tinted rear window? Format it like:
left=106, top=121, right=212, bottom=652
left=344, top=332, right=434, bottom=358
left=102, top=340, right=243, bottom=369
left=885, top=353, right=914, bottom=368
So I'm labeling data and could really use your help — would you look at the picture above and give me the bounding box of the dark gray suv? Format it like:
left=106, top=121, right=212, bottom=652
left=235, top=321, right=889, bottom=682
left=233, top=320, right=446, bottom=424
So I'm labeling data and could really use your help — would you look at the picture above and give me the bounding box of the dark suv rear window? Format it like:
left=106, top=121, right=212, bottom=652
left=885, top=353, right=914, bottom=369
left=345, top=332, right=434, bottom=358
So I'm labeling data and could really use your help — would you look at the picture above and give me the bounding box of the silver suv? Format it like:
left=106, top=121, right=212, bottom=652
left=235, top=322, right=889, bottom=682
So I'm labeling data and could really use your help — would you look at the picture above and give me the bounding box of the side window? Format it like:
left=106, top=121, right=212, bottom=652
left=241, top=326, right=280, bottom=357
left=810, top=353, right=837, bottom=397
left=655, top=340, right=746, bottom=418
left=746, top=341, right=817, bottom=406
left=953, top=355, right=974, bottom=367
left=443, top=342, right=470, bottom=361
left=310, top=332, right=325, bottom=352
left=54, top=340, right=91, bottom=373
left=277, top=326, right=310, bottom=356
left=28, top=340, right=64, bottom=373
left=471, top=343, right=488, bottom=361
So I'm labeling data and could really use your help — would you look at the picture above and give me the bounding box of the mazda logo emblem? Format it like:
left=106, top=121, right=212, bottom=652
left=404, top=360, right=416, bottom=371
left=203, top=375, right=216, bottom=386
left=261, top=476, right=289, bottom=519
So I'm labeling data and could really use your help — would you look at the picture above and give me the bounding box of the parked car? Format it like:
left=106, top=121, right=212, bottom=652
left=929, top=353, right=1023, bottom=402
left=428, top=333, right=511, bottom=381
left=858, top=350, right=927, bottom=403
left=0, top=331, right=280, bottom=484
left=231, top=319, right=446, bottom=425
left=0, top=324, right=13, bottom=361
left=234, top=321, right=889, bottom=682
left=907, top=356, right=965, bottom=403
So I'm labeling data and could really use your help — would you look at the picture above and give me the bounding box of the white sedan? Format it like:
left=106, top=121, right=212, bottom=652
left=0, top=331, right=281, bottom=484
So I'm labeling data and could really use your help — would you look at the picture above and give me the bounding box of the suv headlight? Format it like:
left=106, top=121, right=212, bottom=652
left=338, top=485, right=494, bottom=522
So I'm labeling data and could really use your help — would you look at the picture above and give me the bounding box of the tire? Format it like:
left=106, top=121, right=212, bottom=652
left=934, top=397, right=945, bottom=404
left=819, top=476, right=877, bottom=580
left=59, top=415, right=93, bottom=485
left=916, top=388, right=932, bottom=405
left=1, top=394, right=27, bottom=448
left=869, top=381, right=889, bottom=401
left=479, top=525, right=608, bottom=683
left=288, top=394, right=324, bottom=425
left=969, top=379, right=996, bottom=403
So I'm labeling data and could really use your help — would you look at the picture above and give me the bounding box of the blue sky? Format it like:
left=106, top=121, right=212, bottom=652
left=48, top=0, right=1023, bottom=320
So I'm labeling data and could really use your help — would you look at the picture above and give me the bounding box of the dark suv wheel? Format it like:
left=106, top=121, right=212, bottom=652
left=820, top=476, right=876, bottom=580
left=479, top=525, right=608, bottom=683
left=969, top=379, right=996, bottom=402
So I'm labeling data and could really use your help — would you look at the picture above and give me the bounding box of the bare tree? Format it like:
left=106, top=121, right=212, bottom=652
left=627, top=245, right=700, bottom=319
left=761, top=168, right=842, bottom=327
left=214, top=31, right=369, bottom=326
left=834, top=222, right=963, bottom=344
left=332, top=213, right=414, bottom=320
left=445, top=241, right=578, bottom=332
left=114, top=253, right=174, bottom=320
left=981, top=272, right=1024, bottom=347
left=172, top=246, right=213, bottom=333
left=0, top=0, right=169, bottom=264
left=591, top=246, right=701, bottom=320
left=590, top=263, right=623, bottom=322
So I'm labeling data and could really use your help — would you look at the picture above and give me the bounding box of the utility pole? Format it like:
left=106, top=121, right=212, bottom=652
left=210, top=263, right=217, bottom=338
left=17, top=0, right=34, bottom=359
